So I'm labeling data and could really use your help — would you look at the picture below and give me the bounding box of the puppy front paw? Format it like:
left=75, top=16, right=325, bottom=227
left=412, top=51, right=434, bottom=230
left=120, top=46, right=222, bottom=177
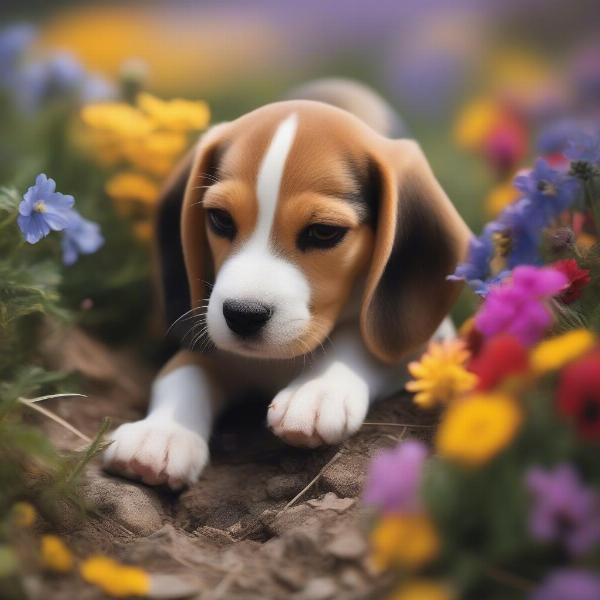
left=103, top=419, right=208, bottom=490
left=267, top=364, right=369, bottom=448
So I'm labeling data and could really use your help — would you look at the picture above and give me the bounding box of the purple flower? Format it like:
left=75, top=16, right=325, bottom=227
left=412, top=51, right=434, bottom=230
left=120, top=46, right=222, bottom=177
left=17, top=174, right=75, bottom=244
left=16, top=52, right=86, bottom=112
left=525, top=463, right=600, bottom=556
left=451, top=160, right=580, bottom=296
left=0, top=24, right=35, bottom=89
left=80, top=73, right=117, bottom=104
left=565, top=130, right=600, bottom=165
left=514, top=159, right=580, bottom=225
left=448, top=222, right=511, bottom=296
left=531, top=570, right=600, bottom=600
left=61, top=211, right=104, bottom=266
left=536, top=119, right=583, bottom=157
left=363, top=440, right=427, bottom=513
left=475, top=266, right=567, bottom=346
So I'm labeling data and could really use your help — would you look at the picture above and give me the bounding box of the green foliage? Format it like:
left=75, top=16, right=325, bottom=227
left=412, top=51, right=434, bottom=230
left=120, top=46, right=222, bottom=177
left=0, top=37, right=155, bottom=592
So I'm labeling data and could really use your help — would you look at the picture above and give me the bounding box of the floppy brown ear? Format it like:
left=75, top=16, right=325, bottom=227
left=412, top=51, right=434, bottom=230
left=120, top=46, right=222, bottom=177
left=155, top=124, right=228, bottom=337
left=360, top=139, right=471, bottom=363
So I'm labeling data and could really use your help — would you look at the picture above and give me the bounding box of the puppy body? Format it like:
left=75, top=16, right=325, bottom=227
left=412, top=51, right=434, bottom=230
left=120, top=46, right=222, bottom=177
left=103, top=81, right=470, bottom=489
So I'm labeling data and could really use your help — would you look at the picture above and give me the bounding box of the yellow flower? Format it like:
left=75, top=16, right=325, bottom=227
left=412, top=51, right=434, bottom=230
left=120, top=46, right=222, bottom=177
left=390, top=580, right=452, bottom=600
left=106, top=172, right=160, bottom=205
left=453, top=98, right=500, bottom=150
left=577, top=232, right=597, bottom=251
left=489, top=49, right=550, bottom=92
left=80, top=556, right=149, bottom=598
left=81, top=103, right=154, bottom=138
left=406, top=340, right=477, bottom=408
left=436, top=393, right=522, bottom=467
left=138, top=92, right=210, bottom=131
left=40, top=535, right=74, bottom=573
left=132, top=220, right=154, bottom=242
left=122, top=131, right=188, bottom=177
left=485, top=181, right=519, bottom=217
left=371, top=514, right=439, bottom=570
left=531, top=330, right=596, bottom=374
left=12, top=502, right=36, bottom=527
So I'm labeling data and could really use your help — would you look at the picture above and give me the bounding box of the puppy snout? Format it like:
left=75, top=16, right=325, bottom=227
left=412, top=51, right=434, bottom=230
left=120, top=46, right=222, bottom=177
left=222, top=299, right=273, bottom=338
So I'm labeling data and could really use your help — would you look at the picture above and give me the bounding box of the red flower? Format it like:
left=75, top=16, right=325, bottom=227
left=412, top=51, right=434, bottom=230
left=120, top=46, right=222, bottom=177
left=558, top=351, right=600, bottom=440
left=484, top=113, right=528, bottom=177
left=469, top=335, right=529, bottom=391
left=552, top=259, right=591, bottom=304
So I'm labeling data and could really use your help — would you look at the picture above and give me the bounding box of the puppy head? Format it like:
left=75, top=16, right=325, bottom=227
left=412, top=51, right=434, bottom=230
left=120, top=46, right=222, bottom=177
left=158, top=101, right=469, bottom=362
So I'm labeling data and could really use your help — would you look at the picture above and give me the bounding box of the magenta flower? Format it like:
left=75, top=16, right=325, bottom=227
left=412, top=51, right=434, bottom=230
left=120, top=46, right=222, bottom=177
left=525, top=463, right=600, bottom=556
left=363, top=440, right=427, bottom=513
left=475, top=266, right=567, bottom=346
left=531, top=569, right=600, bottom=600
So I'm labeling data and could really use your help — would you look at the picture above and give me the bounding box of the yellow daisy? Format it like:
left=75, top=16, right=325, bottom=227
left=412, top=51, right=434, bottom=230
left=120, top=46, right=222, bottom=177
left=530, top=329, right=596, bottom=374
left=390, top=580, right=453, bottom=600
left=453, top=98, right=500, bottom=150
left=12, top=501, right=36, bottom=527
left=81, top=103, right=154, bottom=138
left=406, top=340, right=477, bottom=408
left=436, top=393, right=522, bottom=467
left=122, top=131, right=188, bottom=177
left=80, top=556, right=149, bottom=598
left=105, top=172, right=160, bottom=205
left=40, top=535, right=73, bottom=573
left=371, top=514, right=440, bottom=571
left=137, top=92, right=210, bottom=131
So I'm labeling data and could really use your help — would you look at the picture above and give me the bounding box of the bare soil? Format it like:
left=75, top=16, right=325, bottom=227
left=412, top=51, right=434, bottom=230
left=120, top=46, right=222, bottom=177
left=31, top=327, right=437, bottom=600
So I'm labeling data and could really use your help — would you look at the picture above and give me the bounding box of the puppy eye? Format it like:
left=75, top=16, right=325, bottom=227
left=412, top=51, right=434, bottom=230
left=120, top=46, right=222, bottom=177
left=207, top=208, right=236, bottom=239
left=298, top=224, right=348, bottom=251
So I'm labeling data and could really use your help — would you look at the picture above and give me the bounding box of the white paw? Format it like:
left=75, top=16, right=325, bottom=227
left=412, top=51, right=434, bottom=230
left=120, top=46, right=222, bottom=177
left=267, top=364, right=369, bottom=448
left=103, top=419, right=209, bottom=490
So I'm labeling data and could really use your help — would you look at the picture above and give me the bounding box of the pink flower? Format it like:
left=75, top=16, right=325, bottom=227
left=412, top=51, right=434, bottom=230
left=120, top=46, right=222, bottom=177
left=475, top=266, right=567, bottom=346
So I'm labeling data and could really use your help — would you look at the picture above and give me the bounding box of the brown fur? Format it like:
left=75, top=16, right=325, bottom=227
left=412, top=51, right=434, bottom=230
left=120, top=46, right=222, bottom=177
left=163, top=100, right=469, bottom=363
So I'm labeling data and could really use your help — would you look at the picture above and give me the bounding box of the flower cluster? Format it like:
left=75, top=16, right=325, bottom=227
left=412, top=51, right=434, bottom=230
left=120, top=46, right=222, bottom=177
left=8, top=503, right=149, bottom=598
left=17, top=173, right=103, bottom=265
left=451, top=121, right=600, bottom=298
left=0, top=24, right=114, bottom=112
left=81, top=92, right=210, bottom=240
left=365, top=122, right=600, bottom=599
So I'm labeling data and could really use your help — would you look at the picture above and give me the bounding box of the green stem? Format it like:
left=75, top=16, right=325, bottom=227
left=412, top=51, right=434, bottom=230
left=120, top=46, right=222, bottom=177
left=584, top=177, right=600, bottom=236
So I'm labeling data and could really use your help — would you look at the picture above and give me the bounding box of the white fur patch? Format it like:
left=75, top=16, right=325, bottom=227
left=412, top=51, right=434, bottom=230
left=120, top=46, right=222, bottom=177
left=103, top=365, right=214, bottom=489
left=206, top=113, right=312, bottom=357
left=253, top=113, right=298, bottom=247
left=267, top=361, right=370, bottom=447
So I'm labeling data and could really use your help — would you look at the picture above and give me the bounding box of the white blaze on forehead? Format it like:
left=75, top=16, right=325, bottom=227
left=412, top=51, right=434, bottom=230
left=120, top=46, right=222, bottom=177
left=253, top=113, right=298, bottom=246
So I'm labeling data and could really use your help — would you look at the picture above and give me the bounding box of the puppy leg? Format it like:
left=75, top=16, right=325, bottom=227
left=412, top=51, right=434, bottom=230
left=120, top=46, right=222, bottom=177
left=103, top=351, right=221, bottom=490
left=268, top=326, right=391, bottom=448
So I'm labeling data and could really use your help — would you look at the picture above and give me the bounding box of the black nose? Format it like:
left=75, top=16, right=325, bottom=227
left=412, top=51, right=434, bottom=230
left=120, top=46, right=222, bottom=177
left=222, top=299, right=272, bottom=337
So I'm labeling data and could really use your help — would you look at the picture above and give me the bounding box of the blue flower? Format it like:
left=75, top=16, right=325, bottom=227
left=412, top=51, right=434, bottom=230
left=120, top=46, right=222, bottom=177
left=565, top=129, right=600, bottom=165
left=61, top=211, right=104, bottom=266
left=448, top=222, right=510, bottom=296
left=536, top=119, right=583, bottom=156
left=514, top=158, right=580, bottom=223
left=498, top=198, right=543, bottom=267
left=80, top=73, right=117, bottom=104
left=0, top=24, right=35, bottom=89
left=17, top=174, right=75, bottom=244
left=16, top=52, right=86, bottom=112
left=452, top=160, right=581, bottom=296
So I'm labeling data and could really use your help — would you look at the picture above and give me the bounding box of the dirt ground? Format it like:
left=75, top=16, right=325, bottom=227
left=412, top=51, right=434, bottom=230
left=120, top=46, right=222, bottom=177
left=31, top=327, right=438, bottom=600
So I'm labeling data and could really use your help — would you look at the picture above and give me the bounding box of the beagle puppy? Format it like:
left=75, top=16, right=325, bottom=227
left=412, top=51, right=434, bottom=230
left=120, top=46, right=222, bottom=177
left=103, top=80, right=470, bottom=490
